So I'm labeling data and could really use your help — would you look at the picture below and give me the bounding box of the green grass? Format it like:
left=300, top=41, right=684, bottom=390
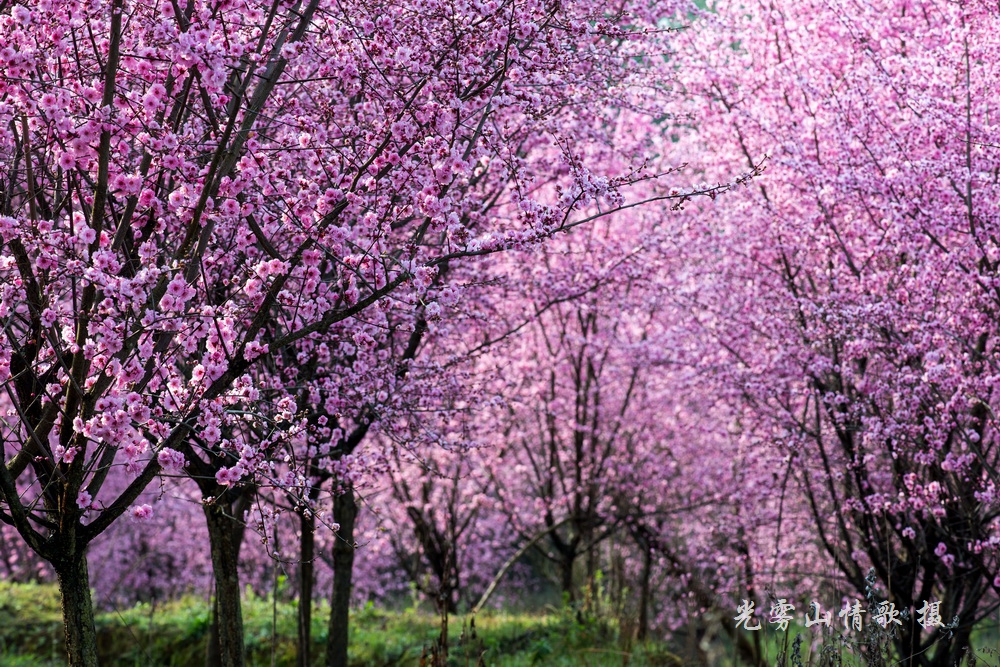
left=0, top=582, right=681, bottom=666
left=8, top=580, right=996, bottom=666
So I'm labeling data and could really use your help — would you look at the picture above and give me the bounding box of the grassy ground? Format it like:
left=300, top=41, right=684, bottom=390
left=0, top=581, right=681, bottom=666
left=4, top=581, right=1000, bottom=666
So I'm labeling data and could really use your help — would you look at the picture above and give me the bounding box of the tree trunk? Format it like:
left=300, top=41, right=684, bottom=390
left=204, top=501, right=246, bottom=667
left=326, top=488, right=358, bottom=667
left=298, top=509, right=315, bottom=667
left=929, top=625, right=973, bottom=667
left=585, top=541, right=597, bottom=611
left=207, top=598, right=222, bottom=667
left=560, top=556, right=575, bottom=603
left=637, top=544, right=652, bottom=641
left=441, top=545, right=458, bottom=614
left=56, top=551, right=98, bottom=667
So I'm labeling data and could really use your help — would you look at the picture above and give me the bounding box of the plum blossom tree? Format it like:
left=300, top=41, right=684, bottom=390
left=0, top=0, right=728, bottom=664
left=478, top=222, right=679, bottom=602
left=665, top=0, right=1000, bottom=662
left=381, top=436, right=509, bottom=614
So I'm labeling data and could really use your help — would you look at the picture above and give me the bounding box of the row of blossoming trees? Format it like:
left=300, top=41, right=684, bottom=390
left=2, top=0, right=999, bottom=665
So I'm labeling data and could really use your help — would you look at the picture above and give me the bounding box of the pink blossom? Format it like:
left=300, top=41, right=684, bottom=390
left=157, top=448, right=186, bottom=473
left=40, top=308, right=57, bottom=328
left=203, top=423, right=221, bottom=443
left=76, top=491, right=92, bottom=510
left=216, top=467, right=241, bottom=487
left=166, top=275, right=192, bottom=302
left=12, top=5, right=31, bottom=27
left=53, top=446, right=78, bottom=464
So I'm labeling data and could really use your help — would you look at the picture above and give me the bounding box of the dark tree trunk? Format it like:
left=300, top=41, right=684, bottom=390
left=585, top=541, right=597, bottom=610
left=560, top=556, right=575, bottom=603
left=207, top=598, right=222, bottom=667
left=55, top=551, right=98, bottom=667
left=638, top=543, right=652, bottom=641
left=441, top=546, right=459, bottom=614
left=204, top=501, right=247, bottom=667
left=298, top=509, right=316, bottom=667
left=924, top=624, right=973, bottom=667
left=326, top=488, right=358, bottom=667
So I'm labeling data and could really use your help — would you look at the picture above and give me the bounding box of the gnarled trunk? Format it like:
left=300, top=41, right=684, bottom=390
left=55, top=550, right=98, bottom=667
left=326, top=488, right=358, bottom=667
left=204, top=500, right=247, bottom=667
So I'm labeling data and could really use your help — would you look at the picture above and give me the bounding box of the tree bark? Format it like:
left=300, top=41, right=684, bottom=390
left=55, top=551, right=98, bottom=667
left=297, top=509, right=315, bottom=667
left=928, top=625, right=973, bottom=667
left=560, top=556, right=575, bottom=603
left=585, top=541, right=597, bottom=611
left=204, top=501, right=247, bottom=667
left=326, top=488, right=358, bottom=667
left=637, top=544, right=652, bottom=641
